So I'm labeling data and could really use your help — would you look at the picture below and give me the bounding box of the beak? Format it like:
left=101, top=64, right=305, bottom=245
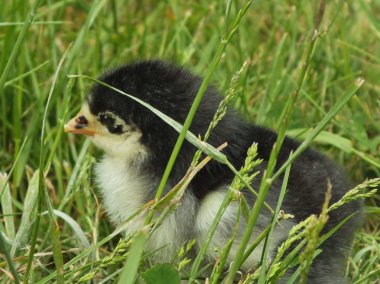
left=64, top=111, right=97, bottom=136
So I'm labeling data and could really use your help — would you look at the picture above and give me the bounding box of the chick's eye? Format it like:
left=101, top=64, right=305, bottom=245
left=98, top=114, right=125, bottom=134
left=109, top=124, right=123, bottom=134
left=99, top=114, right=114, bottom=127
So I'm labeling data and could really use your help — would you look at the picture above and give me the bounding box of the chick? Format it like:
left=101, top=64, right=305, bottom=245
left=64, top=60, right=361, bottom=283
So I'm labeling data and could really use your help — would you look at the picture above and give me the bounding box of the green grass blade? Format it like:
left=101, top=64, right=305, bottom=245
left=286, top=129, right=380, bottom=169
left=58, top=139, right=91, bottom=210
left=188, top=190, right=233, bottom=281
left=358, top=0, right=380, bottom=40
left=4, top=60, right=49, bottom=88
left=256, top=33, right=288, bottom=124
left=272, top=78, right=365, bottom=182
left=258, top=153, right=292, bottom=283
left=38, top=45, right=71, bottom=284
left=41, top=209, right=91, bottom=249
left=24, top=41, right=71, bottom=284
left=10, top=170, right=39, bottom=256
left=0, top=173, right=16, bottom=240
left=285, top=212, right=358, bottom=283
left=117, top=231, right=148, bottom=284
left=0, top=21, right=68, bottom=27
left=150, top=0, right=253, bottom=207
left=62, top=0, right=107, bottom=72
left=224, top=3, right=327, bottom=281
left=0, top=229, right=20, bottom=283
left=0, top=0, right=42, bottom=91
left=0, top=136, right=28, bottom=201
left=36, top=205, right=150, bottom=283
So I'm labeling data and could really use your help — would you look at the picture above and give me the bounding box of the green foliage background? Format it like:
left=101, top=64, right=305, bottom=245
left=0, top=0, right=379, bottom=282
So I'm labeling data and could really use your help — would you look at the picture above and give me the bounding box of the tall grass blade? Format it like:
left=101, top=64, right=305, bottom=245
left=258, top=153, right=292, bottom=283
left=224, top=2, right=327, bottom=281
left=272, top=78, right=365, bottom=181
left=286, top=130, right=380, bottom=169
left=189, top=190, right=233, bottom=281
left=58, top=139, right=91, bottom=210
left=0, top=0, right=42, bottom=91
left=358, top=0, right=380, bottom=39
left=4, top=60, right=49, bottom=88
left=24, top=41, right=71, bottom=284
left=150, top=0, right=253, bottom=207
left=117, top=231, right=148, bottom=284
left=41, top=209, right=91, bottom=249
left=0, top=230, right=19, bottom=283
left=0, top=173, right=15, bottom=240
left=10, top=170, right=39, bottom=256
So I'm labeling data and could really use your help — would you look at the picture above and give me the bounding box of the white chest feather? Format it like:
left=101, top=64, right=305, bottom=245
left=95, top=156, right=193, bottom=261
left=95, top=156, right=152, bottom=233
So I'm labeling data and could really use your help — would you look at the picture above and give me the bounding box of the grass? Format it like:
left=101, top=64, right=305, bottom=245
left=0, top=0, right=379, bottom=283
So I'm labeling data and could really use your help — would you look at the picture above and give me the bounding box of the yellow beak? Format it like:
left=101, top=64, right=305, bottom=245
left=64, top=111, right=97, bottom=136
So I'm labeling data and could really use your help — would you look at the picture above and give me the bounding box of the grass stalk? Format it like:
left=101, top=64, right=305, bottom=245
left=188, top=189, right=234, bottom=282
left=0, top=230, right=19, bottom=283
left=0, top=0, right=42, bottom=91
left=149, top=0, right=254, bottom=212
left=271, top=77, right=365, bottom=182
left=115, top=2, right=254, bottom=278
left=24, top=44, right=70, bottom=284
left=117, top=231, right=147, bottom=284
left=257, top=153, right=292, bottom=283
left=224, top=2, right=327, bottom=281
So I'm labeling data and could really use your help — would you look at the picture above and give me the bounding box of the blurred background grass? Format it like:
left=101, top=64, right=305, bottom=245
left=0, top=0, right=379, bottom=282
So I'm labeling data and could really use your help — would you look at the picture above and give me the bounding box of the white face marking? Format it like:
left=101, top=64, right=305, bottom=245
left=90, top=130, right=146, bottom=159
left=80, top=103, right=148, bottom=160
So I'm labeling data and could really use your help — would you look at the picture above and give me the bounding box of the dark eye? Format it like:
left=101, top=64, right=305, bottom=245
left=98, top=114, right=124, bottom=134
left=109, top=124, right=123, bottom=134
left=99, top=114, right=115, bottom=126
